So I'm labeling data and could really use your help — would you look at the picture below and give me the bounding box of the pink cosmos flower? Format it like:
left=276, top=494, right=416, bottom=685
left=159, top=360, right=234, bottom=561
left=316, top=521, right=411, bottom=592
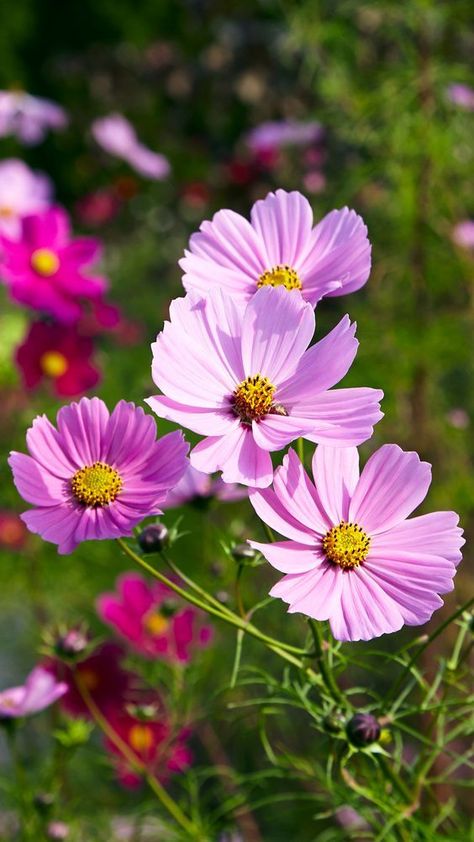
left=147, top=286, right=383, bottom=488
left=446, top=83, right=474, bottom=111
left=180, top=189, right=371, bottom=306
left=9, top=397, right=188, bottom=554
left=0, top=207, right=107, bottom=324
left=97, top=572, right=213, bottom=662
left=46, top=643, right=132, bottom=718
left=16, top=320, right=100, bottom=397
left=0, top=666, right=67, bottom=718
left=245, top=120, right=323, bottom=152
left=91, top=114, right=170, bottom=180
left=249, top=444, right=464, bottom=641
left=0, top=91, right=67, bottom=145
left=0, top=159, right=52, bottom=238
left=162, top=464, right=247, bottom=509
left=452, top=220, right=474, bottom=250
left=104, top=705, right=192, bottom=789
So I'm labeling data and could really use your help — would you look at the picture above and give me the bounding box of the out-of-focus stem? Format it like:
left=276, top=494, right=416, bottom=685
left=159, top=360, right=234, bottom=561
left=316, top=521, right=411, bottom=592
left=308, top=620, right=345, bottom=705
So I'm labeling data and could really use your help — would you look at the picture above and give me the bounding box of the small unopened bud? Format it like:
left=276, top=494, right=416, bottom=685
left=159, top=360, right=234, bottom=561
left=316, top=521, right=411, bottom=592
left=323, top=712, right=345, bottom=735
left=125, top=702, right=161, bottom=721
left=138, top=523, right=169, bottom=553
left=46, top=821, right=69, bottom=840
left=216, top=590, right=229, bottom=604
left=33, top=792, right=55, bottom=813
left=346, top=713, right=381, bottom=748
left=54, top=628, right=89, bottom=660
left=231, top=542, right=256, bottom=562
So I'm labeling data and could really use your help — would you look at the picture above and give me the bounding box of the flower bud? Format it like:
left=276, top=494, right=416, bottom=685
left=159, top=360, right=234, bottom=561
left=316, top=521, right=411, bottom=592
left=231, top=542, right=256, bottom=562
left=346, top=713, right=381, bottom=748
left=46, top=821, right=69, bottom=840
left=138, top=523, right=169, bottom=553
left=54, top=628, right=89, bottom=660
left=323, top=711, right=345, bottom=735
left=33, top=792, right=55, bottom=813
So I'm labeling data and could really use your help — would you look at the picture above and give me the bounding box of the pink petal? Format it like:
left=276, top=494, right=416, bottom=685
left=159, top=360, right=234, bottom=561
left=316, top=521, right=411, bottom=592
left=25, top=415, right=79, bottom=477
left=329, top=570, right=404, bottom=641
left=183, top=207, right=267, bottom=283
left=146, top=396, right=238, bottom=436
left=9, top=452, right=66, bottom=506
left=251, top=414, right=312, bottom=451
left=60, top=238, right=102, bottom=265
left=270, top=563, right=343, bottom=621
left=371, top=512, right=464, bottom=566
left=300, top=207, right=371, bottom=298
left=21, top=504, right=80, bottom=555
left=249, top=486, right=317, bottom=545
left=272, top=448, right=329, bottom=534
left=301, top=388, right=384, bottom=446
left=250, top=540, right=322, bottom=573
left=56, top=397, right=110, bottom=466
left=191, top=426, right=273, bottom=487
left=181, top=251, right=255, bottom=300
left=311, top=445, right=359, bottom=525
left=249, top=189, right=313, bottom=268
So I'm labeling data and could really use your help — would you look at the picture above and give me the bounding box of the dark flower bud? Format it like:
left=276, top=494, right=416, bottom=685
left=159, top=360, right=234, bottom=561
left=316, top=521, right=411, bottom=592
left=46, top=822, right=69, bottom=840
left=33, top=792, right=55, bottom=813
left=231, top=542, right=256, bottom=562
left=346, top=713, right=381, bottom=747
left=323, top=711, right=345, bottom=735
left=54, top=628, right=89, bottom=660
left=138, top=523, right=169, bottom=553
left=160, top=598, right=178, bottom=618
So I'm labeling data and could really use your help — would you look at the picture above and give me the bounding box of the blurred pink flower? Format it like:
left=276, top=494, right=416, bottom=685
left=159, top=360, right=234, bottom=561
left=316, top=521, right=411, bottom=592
left=245, top=120, right=323, bottom=152
left=180, top=189, right=371, bottom=306
left=91, top=114, right=170, bottom=180
left=0, top=510, right=27, bottom=550
left=75, top=188, right=121, bottom=227
left=452, top=220, right=474, bottom=250
left=0, top=666, right=67, bottom=718
left=147, top=286, right=383, bottom=487
left=162, top=464, right=247, bottom=509
left=0, top=207, right=107, bottom=324
left=303, top=171, right=326, bottom=194
left=97, top=572, right=213, bottom=662
left=250, top=444, right=464, bottom=641
left=15, top=320, right=100, bottom=397
left=446, top=83, right=474, bottom=111
left=0, top=91, right=67, bottom=145
left=0, top=159, right=52, bottom=238
left=9, top=396, right=188, bottom=554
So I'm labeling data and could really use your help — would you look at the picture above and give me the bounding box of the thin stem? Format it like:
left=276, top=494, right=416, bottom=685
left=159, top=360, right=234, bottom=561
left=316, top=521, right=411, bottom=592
left=376, top=755, right=413, bottom=806
left=296, top=437, right=305, bottom=465
left=235, top=564, right=246, bottom=619
left=163, top=549, right=238, bottom=622
left=73, top=672, right=202, bottom=840
left=308, top=620, right=345, bottom=705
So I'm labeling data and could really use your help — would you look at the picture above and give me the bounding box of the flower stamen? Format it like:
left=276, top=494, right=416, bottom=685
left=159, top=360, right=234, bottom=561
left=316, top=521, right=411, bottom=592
left=31, top=248, right=59, bottom=277
left=71, top=461, right=123, bottom=507
left=232, top=375, right=276, bottom=424
left=322, top=520, right=370, bottom=571
left=257, top=264, right=302, bottom=291
left=40, top=351, right=68, bottom=378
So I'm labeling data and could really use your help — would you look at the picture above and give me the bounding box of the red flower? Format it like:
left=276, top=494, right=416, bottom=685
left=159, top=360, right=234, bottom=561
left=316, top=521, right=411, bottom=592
left=16, top=320, right=100, bottom=397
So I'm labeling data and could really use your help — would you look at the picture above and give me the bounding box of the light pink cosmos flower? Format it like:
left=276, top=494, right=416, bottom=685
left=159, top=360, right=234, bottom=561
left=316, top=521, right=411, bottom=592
left=91, top=114, right=170, bottom=180
left=249, top=445, right=464, bottom=641
left=180, top=189, right=371, bottom=306
left=0, top=207, right=107, bottom=323
left=0, top=159, right=52, bottom=238
left=0, top=91, right=67, bottom=145
left=97, top=572, right=213, bottom=662
left=452, top=220, right=474, bottom=250
left=446, top=83, right=474, bottom=111
left=0, top=666, right=67, bottom=718
left=147, top=286, right=383, bottom=488
left=9, top=397, right=188, bottom=554
left=245, top=120, right=323, bottom=152
left=162, top=463, right=247, bottom=509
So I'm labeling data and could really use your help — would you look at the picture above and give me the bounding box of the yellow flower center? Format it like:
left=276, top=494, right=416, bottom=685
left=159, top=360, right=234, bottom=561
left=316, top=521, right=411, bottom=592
left=0, top=206, right=14, bottom=218
left=257, top=264, right=302, bottom=291
left=322, top=520, right=371, bottom=571
left=40, top=350, right=68, bottom=378
left=71, top=461, right=123, bottom=507
left=144, top=611, right=170, bottom=637
left=233, top=374, right=276, bottom=424
left=30, top=248, right=60, bottom=277
left=129, top=723, right=154, bottom=753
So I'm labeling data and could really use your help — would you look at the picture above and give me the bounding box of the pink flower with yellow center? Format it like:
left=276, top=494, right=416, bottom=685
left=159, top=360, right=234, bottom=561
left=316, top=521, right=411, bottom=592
left=9, top=397, right=188, bottom=554
left=0, top=90, right=67, bottom=145
left=147, top=286, right=383, bottom=488
left=180, top=189, right=371, bottom=306
left=0, top=207, right=107, bottom=323
left=0, top=159, right=52, bottom=238
left=0, top=666, right=67, bottom=718
left=249, top=444, right=464, bottom=641
left=16, top=320, right=100, bottom=397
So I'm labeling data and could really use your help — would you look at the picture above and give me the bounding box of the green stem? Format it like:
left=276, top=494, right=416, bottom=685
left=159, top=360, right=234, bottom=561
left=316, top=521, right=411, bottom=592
left=296, top=437, right=305, bottom=465
left=308, top=620, right=345, bottom=705
left=73, top=672, right=203, bottom=840
left=376, top=755, right=413, bottom=806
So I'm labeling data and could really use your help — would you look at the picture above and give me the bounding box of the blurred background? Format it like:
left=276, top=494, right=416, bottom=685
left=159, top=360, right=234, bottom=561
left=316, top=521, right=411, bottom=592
left=0, top=1, right=472, bottom=839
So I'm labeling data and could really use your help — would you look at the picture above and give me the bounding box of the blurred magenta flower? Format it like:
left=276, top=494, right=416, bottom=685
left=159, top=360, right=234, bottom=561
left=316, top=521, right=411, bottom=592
left=16, top=320, right=100, bottom=397
left=91, top=114, right=170, bottom=180
left=97, top=572, right=213, bottom=662
left=0, top=510, right=27, bottom=550
left=0, top=207, right=107, bottom=323
left=180, top=189, right=371, bottom=306
left=249, top=444, right=464, bottom=641
left=0, top=159, right=52, bottom=238
left=46, top=643, right=132, bottom=718
left=162, top=464, right=247, bottom=509
left=446, top=83, right=474, bottom=110
left=0, top=666, right=67, bottom=718
left=147, top=286, right=383, bottom=487
left=452, top=220, right=474, bottom=249
left=0, top=91, right=67, bottom=145
left=104, top=705, right=192, bottom=788
left=76, top=188, right=121, bottom=227
left=9, top=397, right=188, bottom=554
left=245, top=119, right=323, bottom=152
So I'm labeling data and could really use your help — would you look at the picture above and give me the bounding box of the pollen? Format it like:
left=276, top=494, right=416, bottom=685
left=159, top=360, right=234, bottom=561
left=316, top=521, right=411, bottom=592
left=71, top=461, right=123, bottom=507
left=322, top=520, right=371, bottom=571
left=40, top=350, right=68, bottom=378
left=232, top=374, right=276, bottom=424
left=257, top=264, right=302, bottom=291
left=129, top=723, right=154, bottom=753
left=30, top=248, right=60, bottom=277
left=144, top=611, right=170, bottom=637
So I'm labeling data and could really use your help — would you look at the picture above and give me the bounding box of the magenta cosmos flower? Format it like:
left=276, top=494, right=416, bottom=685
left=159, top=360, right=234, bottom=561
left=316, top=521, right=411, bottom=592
left=0, top=159, right=52, bottom=238
left=0, top=666, right=67, bottom=718
left=162, top=464, right=247, bottom=509
left=97, top=572, right=212, bottom=663
left=249, top=444, right=464, bottom=641
left=16, top=320, right=100, bottom=397
left=245, top=120, right=323, bottom=153
left=180, top=189, right=371, bottom=306
left=0, top=207, right=107, bottom=323
left=0, top=90, right=67, bottom=145
left=91, top=114, right=170, bottom=180
left=9, top=397, right=188, bottom=554
left=147, top=286, right=383, bottom=487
